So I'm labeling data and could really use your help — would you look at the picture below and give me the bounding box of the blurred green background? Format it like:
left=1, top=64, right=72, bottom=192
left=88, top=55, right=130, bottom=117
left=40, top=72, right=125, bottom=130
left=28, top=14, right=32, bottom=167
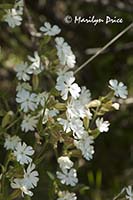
left=0, top=0, right=133, bottom=199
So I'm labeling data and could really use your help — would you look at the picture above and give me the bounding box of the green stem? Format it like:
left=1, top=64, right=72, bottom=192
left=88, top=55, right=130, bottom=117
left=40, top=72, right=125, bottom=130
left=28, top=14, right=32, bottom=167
left=90, top=105, right=100, bottom=128
left=6, top=116, right=21, bottom=130
left=1, top=152, right=11, bottom=198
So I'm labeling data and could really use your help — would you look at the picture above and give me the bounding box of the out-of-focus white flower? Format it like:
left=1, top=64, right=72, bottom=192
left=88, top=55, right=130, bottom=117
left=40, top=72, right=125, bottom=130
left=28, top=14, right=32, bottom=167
left=21, top=115, right=38, bottom=133
left=4, top=0, right=24, bottom=28
left=16, top=89, right=37, bottom=112
left=56, top=71, right=81, bottom=100
left=96, top=117, right=110, bottom=133
left=16, top=82, right=32, bottom=92
left=55, top=37, right=76, bottom=68
left=58, top=156, right=73, bottom=171
left=57, top=168, right=78, bottom=186
left=11, top=178, right=33, bottom=197
left=74, top=131, right=94, bottom=161
left=23, top=163, right=39, bottom=189
left=58, top=191, right=77, bottom=200
left=4, top=8, right=23, bottom=28
left=42, top=108, right=59, bottom=124
left=15, top=62, right=32, bottom=81
left=58, top=118, right=71, bottom=133
left=109, top=79, right=128, bottom=99
left=126, top=186, right=133, bottom=200
left=4, top=135, right=21, bottom=150
left=40, top=22, right=61, bottom=36
left=28, top=51, right=44, bottom=74
left=14, top=142, right=34, bottom=165
left=35, top=92, right=49, bottom=107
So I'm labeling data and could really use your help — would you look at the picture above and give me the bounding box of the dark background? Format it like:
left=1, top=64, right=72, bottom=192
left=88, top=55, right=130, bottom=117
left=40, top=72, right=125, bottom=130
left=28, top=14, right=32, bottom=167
left=0, top=0, right=133, bottom=199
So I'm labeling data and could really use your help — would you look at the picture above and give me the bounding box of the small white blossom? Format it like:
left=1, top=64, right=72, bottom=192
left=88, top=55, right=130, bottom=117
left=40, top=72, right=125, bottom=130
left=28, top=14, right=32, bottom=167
left=74, top=132, right=94, bottom=161
left=57, top=168, right=78, bottom=186
left=4, top=8, right=23, bottom=28
left=79, top=86, right=91, bottom=105
left=15, top=62, right=32, bottom=81
left=109, top=79, right=128, bottom=99
left=16, top=82, right=32, bottom=92
left=42, top=108, right=59, bottom=124
left=96, top=117, right=110, bottom=133
left=28, top=51, right=44, bottom=74
left=21, top=115, right=38, bottom=133
left=66, top=99, right=92, bottom=120
left=56, top=71, right=81, bottom=100
left=58, top=118, right=71, bottom=133
left=23, top=163, right=39, bottom=189
left=55, top=37, right=76, bottom=68
left=126, top=186, right=133, bottom=200
left=14, top=142, right=34, bottom=165
left=40, top=22, right=61, bottom=36
left=35, top=92, right=49, bottom=107
left=58, top=156, right=73, bottom=171
left=16, top=89, right=37, bottom=112
left=4, top=135, right=21, bottom=150
left=58, top=117, right=84, bottom=139
left=58, top=191, right=77, bottom=200
left=11, top=178, right=33, bottom=197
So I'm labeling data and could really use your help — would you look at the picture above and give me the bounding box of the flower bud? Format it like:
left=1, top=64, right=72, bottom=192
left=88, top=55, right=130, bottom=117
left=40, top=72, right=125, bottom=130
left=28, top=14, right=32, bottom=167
left=86, top=100, right=101, bottom=108
left=112, top=103, right=120, bottom=110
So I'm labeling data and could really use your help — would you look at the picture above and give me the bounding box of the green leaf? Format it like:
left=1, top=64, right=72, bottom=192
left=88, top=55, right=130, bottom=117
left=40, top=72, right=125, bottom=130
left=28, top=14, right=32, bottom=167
left=47, top=171, right=55, bottom=181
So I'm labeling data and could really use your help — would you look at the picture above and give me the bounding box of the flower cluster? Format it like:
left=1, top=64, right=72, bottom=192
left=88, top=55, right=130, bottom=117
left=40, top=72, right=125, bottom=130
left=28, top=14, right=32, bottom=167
left=4, top=135, right=39, bottom=196
left=1, top=17, right=129, bottom=200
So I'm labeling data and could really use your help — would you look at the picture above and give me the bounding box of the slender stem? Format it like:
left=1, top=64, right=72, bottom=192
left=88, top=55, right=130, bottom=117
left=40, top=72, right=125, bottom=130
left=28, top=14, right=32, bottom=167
left=90, top=105, right=100, bottom=128
left=74, top=22, right=133, bottom=74
left=5, top=116, right=21, bottom=130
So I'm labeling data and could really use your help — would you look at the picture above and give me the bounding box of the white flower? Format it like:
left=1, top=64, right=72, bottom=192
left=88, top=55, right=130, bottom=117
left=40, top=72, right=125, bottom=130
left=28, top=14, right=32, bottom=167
left=14, top=142, right=34, bottom=165
left=74, top=132, right=94, bottom=161
left=40, top=22, right=61, bottom=36
left=42, top=108, right=59, bottom=124
left=66, top=98, right=92, bottom=120
left=11, top=178, right=33, bottom=197
left=15, top=62, right=32, bottom=81
left=16, top=89, right=37, bottom=112
left=35, top=92, right=49, bottom=107
left=4, top=8, right=23, bottom=28
left=58, top=117, right=84, bottom=139
left=57, top=168, right=78, bottom=186
left=21, top=115, right=38, bottom=133
left=79, top=86, right=91, bottom=105
left=28, top=51, right=44, bottom=74
left=58, top=191, right=77, bottom=200
left=70, top=118, right=85, bottom=139
left=56, top=71, right=81, bottom=100
left=23, top=163, right=39, bottom=189
left=109, top=79, right=128, bottom=99
left=126, top=186, right=133, bottom=200
left=58, top=118, right=71, bottom=133
left=58, top=156, right=73, bottom=171
left=96, top=117, right=110, bottom=133
left=16, top=82, right=32, bottom=92
left=4, top=135, right=21, bottom=150
left=55, top=37, right=76, bottom=68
